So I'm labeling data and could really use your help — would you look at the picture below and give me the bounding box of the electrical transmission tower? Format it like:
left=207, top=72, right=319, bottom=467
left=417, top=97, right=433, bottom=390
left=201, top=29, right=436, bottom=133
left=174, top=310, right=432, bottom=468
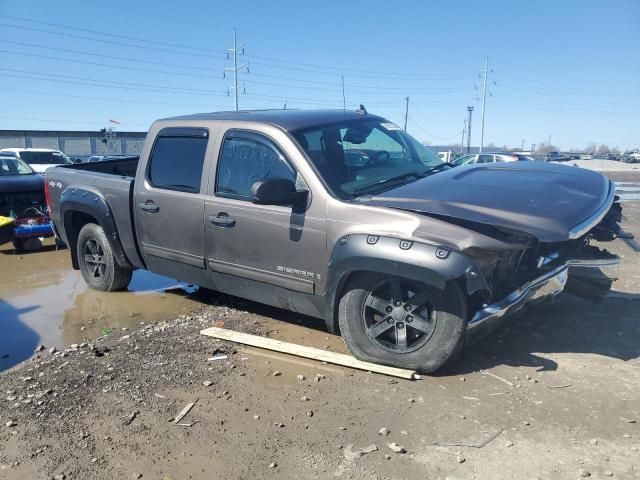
left=479, top=58, right=489, bottom=152
left=475, top=58, right=497, bottom=153
left=224, top=28, right=248, bottom=111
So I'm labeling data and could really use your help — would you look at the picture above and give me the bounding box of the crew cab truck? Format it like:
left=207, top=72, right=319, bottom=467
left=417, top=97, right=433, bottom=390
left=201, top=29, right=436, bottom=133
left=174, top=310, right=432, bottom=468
left=45, top=109, right=624, bottom=373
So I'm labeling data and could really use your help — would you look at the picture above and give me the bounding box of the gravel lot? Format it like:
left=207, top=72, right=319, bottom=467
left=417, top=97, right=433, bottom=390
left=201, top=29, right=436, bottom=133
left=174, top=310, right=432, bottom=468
left=552, top=159, right=640, bottom=172
left=1, top=174, right=639, bottom=480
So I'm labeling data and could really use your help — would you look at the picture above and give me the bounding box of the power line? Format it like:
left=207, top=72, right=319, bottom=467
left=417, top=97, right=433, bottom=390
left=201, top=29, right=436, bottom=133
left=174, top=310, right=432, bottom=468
left=407, top=116, right=464, bottom=141
left=0, top=68, right=225, bottom=95
left=0, top=87, right=228, bottom=109
left=496, top=81, right=635, bottom=101
left=0, top=65, right=469, bottom=108
left=0, top=49, right=219, bottom=79
left=244, top=54, right=470, bottom=80
left=493, top=72, right=637, bottom=97
left=0, top=13, right=221, bottom=53
left=0, top=22, right=225, bottom=59
left=0, top=40, right=223, bottom=72
left=0, top=13, right=472, bottom=82
left=248, top=70, right=473, bottom=93
left=0, top=72, right=228, bottom=97
left=0, top=115, right=147, bottom=127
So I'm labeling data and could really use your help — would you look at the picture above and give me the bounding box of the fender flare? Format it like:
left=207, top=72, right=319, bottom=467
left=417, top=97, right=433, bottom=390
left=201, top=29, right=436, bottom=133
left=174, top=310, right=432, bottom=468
left=60, top=187, right=132, bottom=269
left=323, top=234, right=489, bottom=333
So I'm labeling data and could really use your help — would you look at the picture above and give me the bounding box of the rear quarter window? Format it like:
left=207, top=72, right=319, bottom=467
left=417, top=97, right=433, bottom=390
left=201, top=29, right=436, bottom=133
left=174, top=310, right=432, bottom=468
left=147, top=132, right=208, bottom=193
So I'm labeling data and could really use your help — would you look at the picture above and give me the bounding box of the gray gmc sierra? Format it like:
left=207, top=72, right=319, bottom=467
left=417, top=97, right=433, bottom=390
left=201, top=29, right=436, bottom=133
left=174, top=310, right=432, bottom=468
left=45, top=109, right=624, bottom=373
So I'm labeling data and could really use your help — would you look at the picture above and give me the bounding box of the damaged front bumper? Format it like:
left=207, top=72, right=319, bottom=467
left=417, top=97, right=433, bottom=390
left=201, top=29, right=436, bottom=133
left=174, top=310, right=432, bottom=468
left=466, top=264, right=569, bottom=342
left=466, top=256, right=620, bottom=342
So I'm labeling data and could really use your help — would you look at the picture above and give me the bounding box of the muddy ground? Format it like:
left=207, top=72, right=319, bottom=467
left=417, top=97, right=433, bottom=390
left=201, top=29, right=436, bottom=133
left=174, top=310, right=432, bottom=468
left=1, top=173, right=639, bottom=480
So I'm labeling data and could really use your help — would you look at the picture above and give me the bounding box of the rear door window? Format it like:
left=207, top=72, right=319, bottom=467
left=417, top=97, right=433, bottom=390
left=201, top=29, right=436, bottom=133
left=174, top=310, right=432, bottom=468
left=147, top=128, right=208, bottom=193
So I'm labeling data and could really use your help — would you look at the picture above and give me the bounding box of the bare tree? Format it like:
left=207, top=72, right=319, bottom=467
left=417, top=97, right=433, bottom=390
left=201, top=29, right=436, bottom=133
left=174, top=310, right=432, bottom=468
left=538, top=144, right=559, bottom=155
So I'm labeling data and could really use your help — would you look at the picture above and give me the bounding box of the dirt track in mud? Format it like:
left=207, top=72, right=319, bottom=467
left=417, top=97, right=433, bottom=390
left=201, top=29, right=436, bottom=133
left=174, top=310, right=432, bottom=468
left=0, top=173, right=639, bottom=479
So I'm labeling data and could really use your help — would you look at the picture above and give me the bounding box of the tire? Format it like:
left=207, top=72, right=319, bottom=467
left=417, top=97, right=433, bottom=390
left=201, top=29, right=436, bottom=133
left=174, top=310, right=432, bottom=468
left=12, top=238, right=25, bottom=252
left=338, top=273, right=467, bottom=374
left=77, top=223, right=132, bottom=291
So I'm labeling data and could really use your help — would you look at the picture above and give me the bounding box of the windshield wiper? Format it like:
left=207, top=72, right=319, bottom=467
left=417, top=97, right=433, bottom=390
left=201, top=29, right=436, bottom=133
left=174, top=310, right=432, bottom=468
left=425, top=163, right=453, bottom=174
left=351, top=171, right=428, bottom=197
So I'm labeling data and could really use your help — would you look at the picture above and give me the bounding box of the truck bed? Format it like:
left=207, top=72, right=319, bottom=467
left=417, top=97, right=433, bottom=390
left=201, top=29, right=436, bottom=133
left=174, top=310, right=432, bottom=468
left=58, top=156, right=139, bottom=177
left=45, top=156, right=145, bottom=269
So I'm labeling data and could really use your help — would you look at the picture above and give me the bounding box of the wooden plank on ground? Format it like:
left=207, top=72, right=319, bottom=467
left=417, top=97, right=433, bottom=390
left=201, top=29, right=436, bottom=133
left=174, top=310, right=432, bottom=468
left=200, top=327, right=417, bottom=380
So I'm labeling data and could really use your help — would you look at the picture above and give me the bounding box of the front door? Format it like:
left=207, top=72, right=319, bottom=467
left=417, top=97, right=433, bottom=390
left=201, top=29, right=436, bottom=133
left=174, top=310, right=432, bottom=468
left=204, top=130, right=326, bottom=299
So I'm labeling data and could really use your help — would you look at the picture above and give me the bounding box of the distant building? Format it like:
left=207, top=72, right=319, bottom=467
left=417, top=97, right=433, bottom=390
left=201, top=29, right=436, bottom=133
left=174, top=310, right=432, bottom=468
left=0, top=129, right=147, bottom=160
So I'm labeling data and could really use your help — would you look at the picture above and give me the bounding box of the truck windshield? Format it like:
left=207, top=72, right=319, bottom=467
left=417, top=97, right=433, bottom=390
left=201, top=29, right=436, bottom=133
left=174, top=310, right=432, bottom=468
left=292, top=119, right=444, bottom=199
left=0, top=157, right=35, bottom=175
left=19, top=151, right=72, bottom=165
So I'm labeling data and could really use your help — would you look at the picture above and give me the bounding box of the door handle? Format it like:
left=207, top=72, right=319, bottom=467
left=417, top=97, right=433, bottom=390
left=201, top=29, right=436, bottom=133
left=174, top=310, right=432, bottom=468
left=209, top=213, right=236, bottom=228
left=138, top=201, right=159, bottom=213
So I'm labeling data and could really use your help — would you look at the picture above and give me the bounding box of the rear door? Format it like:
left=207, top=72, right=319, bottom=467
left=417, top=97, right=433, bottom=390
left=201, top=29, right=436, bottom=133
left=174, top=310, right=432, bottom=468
left=133, top=127, right=214, bottom=279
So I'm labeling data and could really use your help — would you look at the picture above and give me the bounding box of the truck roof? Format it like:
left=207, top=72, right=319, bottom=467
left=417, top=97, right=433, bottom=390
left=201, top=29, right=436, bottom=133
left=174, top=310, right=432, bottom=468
left=163, top=109, right=385, bottom=132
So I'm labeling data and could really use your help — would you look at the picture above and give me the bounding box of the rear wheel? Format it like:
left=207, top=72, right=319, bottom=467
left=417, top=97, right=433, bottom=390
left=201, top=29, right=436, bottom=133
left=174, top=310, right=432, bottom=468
left=77, top=223, right=132, bottom=291
left=338, top=274, right=467, bottom=373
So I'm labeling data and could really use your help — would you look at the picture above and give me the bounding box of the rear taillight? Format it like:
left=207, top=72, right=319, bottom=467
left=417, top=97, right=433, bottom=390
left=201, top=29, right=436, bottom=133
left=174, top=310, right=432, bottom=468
left=44, top=180, right=52, bottom=215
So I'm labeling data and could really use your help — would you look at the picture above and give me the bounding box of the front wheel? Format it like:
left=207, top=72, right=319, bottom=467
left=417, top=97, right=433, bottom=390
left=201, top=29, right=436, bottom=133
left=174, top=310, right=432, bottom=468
left=338, top=274, right=467, bottom=374
left=77, top=223, right=132, bottom=291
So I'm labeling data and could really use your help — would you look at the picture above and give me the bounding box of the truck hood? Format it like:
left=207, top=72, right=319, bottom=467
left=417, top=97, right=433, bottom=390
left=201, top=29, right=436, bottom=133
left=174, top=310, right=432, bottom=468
left=366, top=162, right=613, bottom=242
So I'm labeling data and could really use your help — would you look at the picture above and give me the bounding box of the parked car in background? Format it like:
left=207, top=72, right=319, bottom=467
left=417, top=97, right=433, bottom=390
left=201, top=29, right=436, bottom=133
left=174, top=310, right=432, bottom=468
left=452, top=153, right=533, bottom=166
left=0, top=154, right=54, bottom=249
left=545, top=152, right=573, bottom=162
left=437, top=150, right=460, bottom=162
left=0, top=148, right=73, bottom=173
left=45, top=108, right=623, bottom=373
left=622, top=152, right=640, bottom=163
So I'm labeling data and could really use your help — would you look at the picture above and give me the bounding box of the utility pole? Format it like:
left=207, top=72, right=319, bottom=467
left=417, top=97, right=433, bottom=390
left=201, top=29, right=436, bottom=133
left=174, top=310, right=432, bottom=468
left=461, top=119, right=466, bottom=153
left=224, top=28, right=248, bottom=111
left=403, top=96, right=409, bottom=131
left=521, top=139, right=525, bottom=151
left=548, top=134, right=552, bottom=150
left=466, top=106, right=474, bottom=153
left=479, top=58, right=489, bottom=153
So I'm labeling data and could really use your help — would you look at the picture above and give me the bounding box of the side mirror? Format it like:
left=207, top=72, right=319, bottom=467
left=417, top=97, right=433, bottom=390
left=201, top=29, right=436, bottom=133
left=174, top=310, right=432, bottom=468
left=251, top=177, right=308, bottom=207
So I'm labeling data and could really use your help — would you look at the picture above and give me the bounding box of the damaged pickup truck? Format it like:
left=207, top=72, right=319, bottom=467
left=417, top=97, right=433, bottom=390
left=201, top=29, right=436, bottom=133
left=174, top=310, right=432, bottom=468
left=45, top=109, right=624, bottom=372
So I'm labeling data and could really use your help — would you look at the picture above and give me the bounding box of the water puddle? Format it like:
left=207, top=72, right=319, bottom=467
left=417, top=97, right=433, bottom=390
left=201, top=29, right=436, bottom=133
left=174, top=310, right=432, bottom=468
left=0, top=241, right=206, bottom=371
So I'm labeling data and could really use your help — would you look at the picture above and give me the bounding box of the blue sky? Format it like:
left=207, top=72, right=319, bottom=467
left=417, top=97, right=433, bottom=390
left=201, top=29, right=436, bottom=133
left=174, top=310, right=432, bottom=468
left=0, top=0, right=638, bottom=150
